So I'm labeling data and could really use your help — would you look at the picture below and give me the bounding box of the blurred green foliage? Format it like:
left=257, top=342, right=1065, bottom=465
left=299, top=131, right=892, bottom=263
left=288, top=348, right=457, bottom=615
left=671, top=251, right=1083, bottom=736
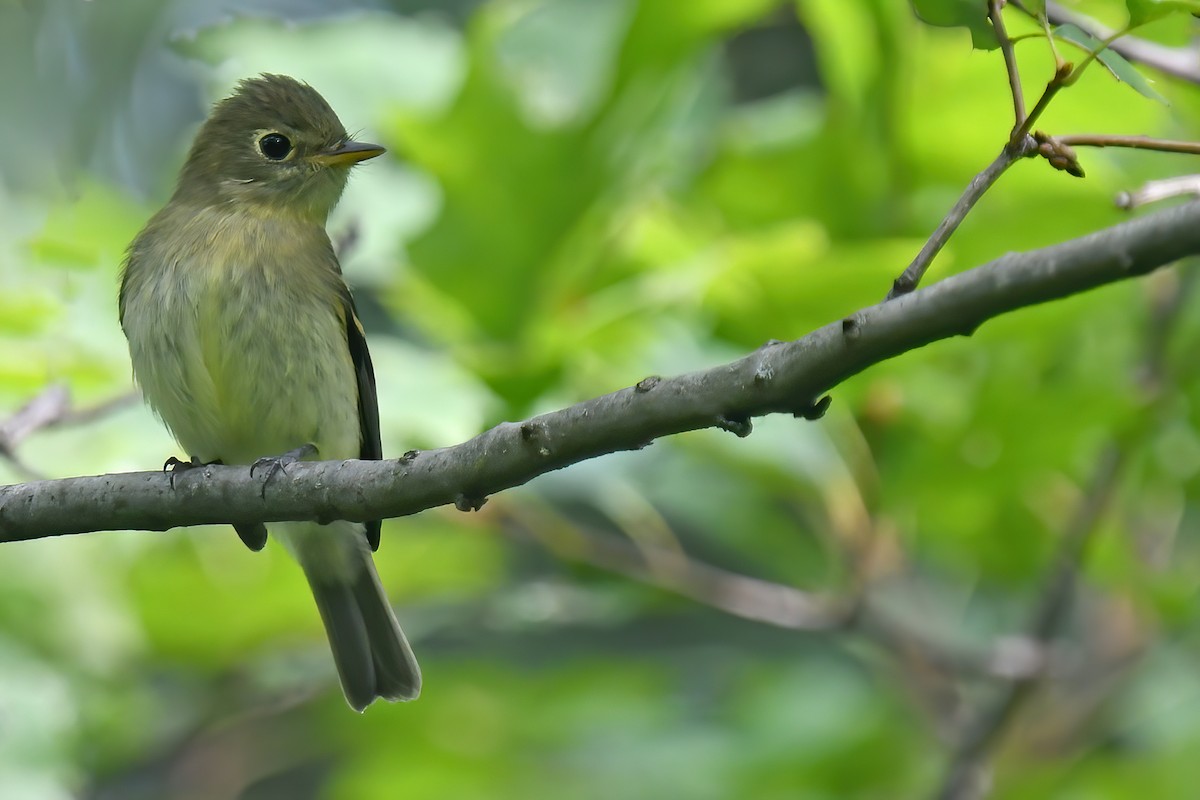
left=3, top=0, right=1200, bottom=798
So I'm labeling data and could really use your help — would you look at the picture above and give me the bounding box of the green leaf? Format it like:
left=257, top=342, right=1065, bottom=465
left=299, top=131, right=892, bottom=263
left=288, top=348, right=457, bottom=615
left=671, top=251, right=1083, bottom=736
left=1126, top=0, right=1200, bottom=27
left=909, top=0, right=999, bottom=49
left=1054, top=23, right=1168, bottom=104
left=1025, top=0, right=1047, bottom=14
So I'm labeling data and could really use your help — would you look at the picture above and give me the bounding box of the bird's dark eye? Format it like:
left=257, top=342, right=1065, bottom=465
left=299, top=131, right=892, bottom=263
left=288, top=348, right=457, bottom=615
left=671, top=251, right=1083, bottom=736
left=258, top=133, right=292, bottom=160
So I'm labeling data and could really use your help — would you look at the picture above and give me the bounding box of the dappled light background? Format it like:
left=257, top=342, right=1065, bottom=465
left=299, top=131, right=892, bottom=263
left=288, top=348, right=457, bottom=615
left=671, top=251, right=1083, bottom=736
left=4, top=0, right=1200, bottom=797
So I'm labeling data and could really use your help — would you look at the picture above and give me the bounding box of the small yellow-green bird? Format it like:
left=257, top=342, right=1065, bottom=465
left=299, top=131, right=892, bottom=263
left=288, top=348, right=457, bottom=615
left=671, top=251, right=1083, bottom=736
left=119, top=74, right=421, bottom=710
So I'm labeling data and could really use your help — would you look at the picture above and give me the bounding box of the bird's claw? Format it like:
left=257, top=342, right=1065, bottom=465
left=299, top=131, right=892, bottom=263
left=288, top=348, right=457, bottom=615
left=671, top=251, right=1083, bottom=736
left=163, top=455, right=214, bottom=489
left=250, top=443, right=318, bottom=498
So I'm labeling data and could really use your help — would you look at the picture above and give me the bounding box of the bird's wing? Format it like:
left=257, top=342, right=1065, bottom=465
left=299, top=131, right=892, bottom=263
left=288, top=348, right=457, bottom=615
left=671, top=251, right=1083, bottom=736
left=341, top=291, right=383, bottom=551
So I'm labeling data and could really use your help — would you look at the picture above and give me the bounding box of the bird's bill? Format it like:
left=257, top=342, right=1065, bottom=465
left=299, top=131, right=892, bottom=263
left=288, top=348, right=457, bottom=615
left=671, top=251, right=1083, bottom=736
left=309, top=140, right=386, bottom=167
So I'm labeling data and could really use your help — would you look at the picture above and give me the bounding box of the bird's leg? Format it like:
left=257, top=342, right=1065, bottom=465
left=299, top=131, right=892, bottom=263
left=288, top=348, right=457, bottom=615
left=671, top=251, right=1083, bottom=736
left=250, top=443, right=318, bottom=498
left=163, top=455, right=222, bottom=489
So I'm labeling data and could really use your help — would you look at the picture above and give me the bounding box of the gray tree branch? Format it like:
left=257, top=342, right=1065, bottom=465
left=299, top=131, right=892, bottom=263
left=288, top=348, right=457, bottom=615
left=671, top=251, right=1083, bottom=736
left=3, top=201, right=1200, bottom=541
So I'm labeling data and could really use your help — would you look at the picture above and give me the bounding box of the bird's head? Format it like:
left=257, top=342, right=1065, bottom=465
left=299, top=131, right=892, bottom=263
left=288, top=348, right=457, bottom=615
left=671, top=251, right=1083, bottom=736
left=176, top=74, right=384, bottom=221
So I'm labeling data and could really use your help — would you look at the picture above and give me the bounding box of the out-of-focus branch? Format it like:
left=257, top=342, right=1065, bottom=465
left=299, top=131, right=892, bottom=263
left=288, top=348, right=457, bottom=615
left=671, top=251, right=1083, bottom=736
left=934, top=260, right=1197, bottom=800
left=0, top=384, right=138, bottom=480
left=0, top=385, right=138, bottom=451
left=1044, top=1, right=1200, bottom=85
left=502, top=502, right=1054, bottom=680
left=503, top=502, right=850, bottom=631
left=936, top=446, right=1124, bottom=800
left=1117, top=175, right=1200, bottom=210
left=0, top=384, right=70, bottom=454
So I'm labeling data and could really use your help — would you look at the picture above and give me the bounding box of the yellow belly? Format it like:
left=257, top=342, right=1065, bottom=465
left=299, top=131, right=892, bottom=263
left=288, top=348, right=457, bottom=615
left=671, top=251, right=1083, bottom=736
left=122, top=209, right=359, bottom=466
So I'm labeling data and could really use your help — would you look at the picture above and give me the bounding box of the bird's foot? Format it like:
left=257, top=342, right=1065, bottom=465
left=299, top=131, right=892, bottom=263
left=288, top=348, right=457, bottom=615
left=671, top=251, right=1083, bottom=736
left=163, top=455, right=221, bottom=489
left=250, top=443, right=318, bottom=498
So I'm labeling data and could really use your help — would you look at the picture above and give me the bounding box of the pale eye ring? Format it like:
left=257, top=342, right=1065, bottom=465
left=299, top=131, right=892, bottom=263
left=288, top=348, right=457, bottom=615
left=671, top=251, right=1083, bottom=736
left=258, top=133, right=292, bottom=160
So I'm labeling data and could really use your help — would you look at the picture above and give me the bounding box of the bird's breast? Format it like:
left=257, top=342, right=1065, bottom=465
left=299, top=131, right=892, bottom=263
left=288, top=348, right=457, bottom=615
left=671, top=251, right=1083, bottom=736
left=123, top=206, right=359, bottom=465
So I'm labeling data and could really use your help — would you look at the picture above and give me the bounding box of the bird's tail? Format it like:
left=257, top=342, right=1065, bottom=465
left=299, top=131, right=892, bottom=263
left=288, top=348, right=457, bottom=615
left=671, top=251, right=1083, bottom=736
left=286, top=522, right=421, bottom=711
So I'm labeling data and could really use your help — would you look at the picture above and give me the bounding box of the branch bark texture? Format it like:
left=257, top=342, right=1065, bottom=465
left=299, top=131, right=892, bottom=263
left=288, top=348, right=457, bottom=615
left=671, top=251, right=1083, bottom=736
left=4, top=202, right=1200, bottom=541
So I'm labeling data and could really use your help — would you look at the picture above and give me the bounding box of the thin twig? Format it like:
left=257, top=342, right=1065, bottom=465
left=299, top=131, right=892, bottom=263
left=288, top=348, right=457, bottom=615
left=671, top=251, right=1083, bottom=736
left=1035, top=132, right=1200, bottom=182
left=888, top=1, right=1044, bottom=299
left=989, top=0, right=1026, bottom=130
left=1013, top=62, right=1072, bottom=143
left=1057, top=134, right=1200, bottom=155
left=1016, top=21, right=1126, bottom=148
left=1062, top=29, right=1128, bottom=87
left=1040, top=10, right=1064, bottom=68
left=887, top=144, right=1032, bottom=299
left=891, top=3, right=1123, bottom=299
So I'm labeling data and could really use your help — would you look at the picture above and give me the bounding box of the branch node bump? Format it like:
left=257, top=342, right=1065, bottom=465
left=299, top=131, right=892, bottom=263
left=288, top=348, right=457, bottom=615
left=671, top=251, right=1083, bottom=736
left=796, top=396, right=832, bottom=421
left=716, top=414, right=753, bottom=438
left=635, top=376, right=662, bottom=393
left=399, top=450, right=419, bottom=464
left=454, top=493, right=488, bottom=512
left=758, top=339, right=785, bottom=350
left=887, top=277, right=910, bottom=301
left=753, top=362, right=775, bottom=385
left=519, top=421, right=553, bottom=456
left=841, top=316, right=862, bottom=340
left=1010, top=132, right=1039, bottom=160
